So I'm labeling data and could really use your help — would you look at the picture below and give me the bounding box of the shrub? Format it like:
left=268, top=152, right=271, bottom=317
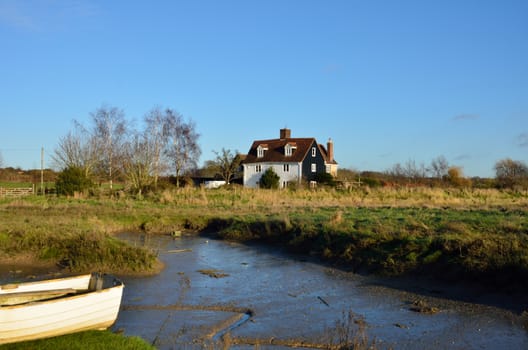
left=259, top=167, right=280, bottom=189
left=361, top=177, right=382, bottom=187
left=314, top=172, right=336, bottom=186
left=55, top=166, right=93, bottom=196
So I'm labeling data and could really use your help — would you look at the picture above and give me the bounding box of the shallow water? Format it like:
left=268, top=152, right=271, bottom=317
left=112, top=234, right=528, bottom=349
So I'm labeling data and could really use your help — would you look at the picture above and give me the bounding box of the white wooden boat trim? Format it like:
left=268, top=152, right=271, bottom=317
left=0, top=288, right=78, bottom=306
left=0, top=274, right=92, bottom=293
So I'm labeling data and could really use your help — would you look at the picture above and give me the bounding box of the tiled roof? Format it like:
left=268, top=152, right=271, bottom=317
left=243, top=137, right=322, bottom=164
left=318, top=143, right=338, bottom=165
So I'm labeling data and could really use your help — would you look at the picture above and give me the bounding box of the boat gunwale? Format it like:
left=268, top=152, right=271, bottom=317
left=0, top=274, right=123, bottom=310
left=0, top=274, right=92, bottom=292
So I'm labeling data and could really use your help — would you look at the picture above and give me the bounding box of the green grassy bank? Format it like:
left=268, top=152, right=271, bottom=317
left=0, top=330, right=155, bottom=350
left=1, top=187, right=527, bottom=289
left=0, top=197, right=160, bottom=275
left=208, top=207, right=528, bottom=289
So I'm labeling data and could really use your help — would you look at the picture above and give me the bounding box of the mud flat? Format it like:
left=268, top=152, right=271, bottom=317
left=0, top=254, right=62, bottom=284
left=111, top=234, right=528, bottom=349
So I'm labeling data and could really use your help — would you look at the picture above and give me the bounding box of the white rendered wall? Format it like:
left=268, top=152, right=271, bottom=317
left=243, top=163, right=301, bottom=188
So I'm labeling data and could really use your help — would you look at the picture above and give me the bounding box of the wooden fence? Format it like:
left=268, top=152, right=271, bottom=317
left=0, top=187, right=34, bottom=197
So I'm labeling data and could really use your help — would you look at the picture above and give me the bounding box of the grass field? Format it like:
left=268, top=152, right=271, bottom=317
left=0, top=186, right=526, bottom=349
left=0, top=182, right=55, bottom=188
left=0, top=186, right=527, bottom=286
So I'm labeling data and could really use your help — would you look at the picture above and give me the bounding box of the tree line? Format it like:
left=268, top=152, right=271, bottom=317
left=338, top=156, right=528, bottom=190
left=52, top=105, right=201, bottom=195
left=2, top=107, right=527, bottom=194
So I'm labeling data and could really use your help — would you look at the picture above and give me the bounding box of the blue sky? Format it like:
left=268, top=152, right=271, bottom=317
left=1, top=0, right=527, bottom=177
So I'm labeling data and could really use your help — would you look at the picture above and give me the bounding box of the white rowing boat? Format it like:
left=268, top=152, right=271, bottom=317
left=0, top=273, right=124, bottom=345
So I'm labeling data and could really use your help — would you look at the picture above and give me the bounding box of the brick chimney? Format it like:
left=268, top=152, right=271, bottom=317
left=327, top=138, right=334, bottom=162
left=280, top=128, right=291, bottom=139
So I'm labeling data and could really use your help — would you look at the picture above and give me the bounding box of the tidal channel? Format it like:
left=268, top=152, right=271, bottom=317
left=114, top=234, right=528, bottom=349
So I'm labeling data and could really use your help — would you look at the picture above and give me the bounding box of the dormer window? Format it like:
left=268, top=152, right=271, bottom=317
left=257, top=144, right=268, bottom=158
left=285, top=142, right=297, bottom=157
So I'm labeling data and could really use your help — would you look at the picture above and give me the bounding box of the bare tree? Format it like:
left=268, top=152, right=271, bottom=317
left=387, top=159, right=426, bottom=184
left=54, top=105, right=201, bottom=192
left=212, top=148, right=242, bottom=184
left=494, top=158, right=528, bottom=189
left=52, top=130, right=99, bottom=177
left=403, top=159, right=428, bottom=181
left=430, top=155, right=449, bottom=179
left=163, top=109, right=201, bottom=187
left=90, top=105, right=129, bottom=189
left=122, top=131, right=155, bottom=194
left=386, top=162, right=405, bottom=183
left=144, top=107, right=170, bottom=188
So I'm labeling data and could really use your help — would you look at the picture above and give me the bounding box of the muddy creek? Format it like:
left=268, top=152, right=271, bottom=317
left=111, top=234, right=528, bottom=349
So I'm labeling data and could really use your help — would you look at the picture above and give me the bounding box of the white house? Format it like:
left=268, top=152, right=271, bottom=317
left=242, top=128, right=338, bottom=188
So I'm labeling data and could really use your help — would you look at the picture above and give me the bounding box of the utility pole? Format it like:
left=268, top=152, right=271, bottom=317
left=41, top=147, right=44, bottom=195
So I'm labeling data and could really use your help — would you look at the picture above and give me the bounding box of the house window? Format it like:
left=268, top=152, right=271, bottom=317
left=256, top=164, right=262, bottom=172
left=312, top=147, right=316, bottom=157
left=311, top=163, right=316, bottom=172
left=257, top=144, right=268, bottom=158
left=283, top=164, right=290, bottom=172
left=285, top=143, right=296, bottom=156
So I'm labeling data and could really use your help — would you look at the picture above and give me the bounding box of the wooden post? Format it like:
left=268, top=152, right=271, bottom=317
left=41, top=147, right=44, bottom=195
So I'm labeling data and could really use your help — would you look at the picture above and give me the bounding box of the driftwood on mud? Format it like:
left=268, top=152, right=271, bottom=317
left=167, top=249, right=192, bottom=253
left=198, top=269, right=229, bottom=278
left=409, top=299, right=440, bottom=314
left=317, top=296, right=330, bottom=307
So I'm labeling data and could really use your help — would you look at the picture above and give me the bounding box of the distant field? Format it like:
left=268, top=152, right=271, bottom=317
left=0, top=182, right=55, bottom=189
left=0, top=182, right=34, bottom=188
left=0, top=182, right=127, bottom=191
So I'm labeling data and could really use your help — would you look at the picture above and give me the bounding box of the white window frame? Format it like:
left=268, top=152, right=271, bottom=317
left=312, top=147, right=316, bottom=157
left=285, top=144, right=296, bottom=156
left=257, top=145, right=268, bottom=158
left=283, top=164, right=290, bottom=172
left=311, top=163, right=316, bottom=172
left=256, top=164, right=262, bottom=172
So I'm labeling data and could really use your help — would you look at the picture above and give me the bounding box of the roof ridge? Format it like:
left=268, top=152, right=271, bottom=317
left=253, top=137, right=315, bottom=143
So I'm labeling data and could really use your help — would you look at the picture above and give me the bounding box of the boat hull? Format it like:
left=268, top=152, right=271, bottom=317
left=0, top=274, right=124, bottom=345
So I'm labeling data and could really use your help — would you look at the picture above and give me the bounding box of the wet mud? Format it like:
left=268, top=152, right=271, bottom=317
left=0, top=255, right=62, bottom=284
left=111, top=234, right=528, bottom=349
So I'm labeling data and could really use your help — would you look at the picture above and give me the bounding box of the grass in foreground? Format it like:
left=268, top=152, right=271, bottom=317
left=0, top=330, right=155, bottom=350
